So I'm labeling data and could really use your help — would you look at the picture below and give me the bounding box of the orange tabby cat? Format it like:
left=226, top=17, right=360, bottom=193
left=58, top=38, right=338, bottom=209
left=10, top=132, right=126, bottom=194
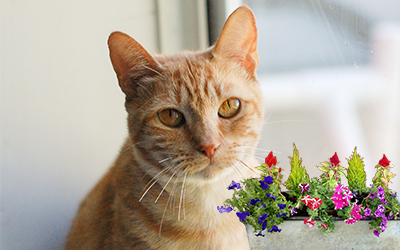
left=66, top=6, right=263, bottom=250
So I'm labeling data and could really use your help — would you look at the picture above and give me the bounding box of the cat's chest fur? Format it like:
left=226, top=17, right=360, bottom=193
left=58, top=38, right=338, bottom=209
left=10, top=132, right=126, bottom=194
left=66, top=6, right=263, bottom=250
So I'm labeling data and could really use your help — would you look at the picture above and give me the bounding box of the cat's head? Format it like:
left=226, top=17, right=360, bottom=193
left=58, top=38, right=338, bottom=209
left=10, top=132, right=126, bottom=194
left=108, top=6, right=263, bottom=182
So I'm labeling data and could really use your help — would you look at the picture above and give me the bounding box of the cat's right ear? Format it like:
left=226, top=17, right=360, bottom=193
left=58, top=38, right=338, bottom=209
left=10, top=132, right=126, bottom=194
left=108, top=32, right=159, bottom=99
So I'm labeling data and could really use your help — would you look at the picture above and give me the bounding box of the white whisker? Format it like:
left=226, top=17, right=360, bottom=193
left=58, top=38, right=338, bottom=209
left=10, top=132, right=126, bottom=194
left=232, top=164, right=245, bottom=179
left=155, top=170, right=176, bottom=203
left=237, top=159, right=258, bottom=175
left=178, top=172, right=187, bottom=221
left=140, top=165, right=173, bottom=202
left=265, top=119, right=314, bottom=125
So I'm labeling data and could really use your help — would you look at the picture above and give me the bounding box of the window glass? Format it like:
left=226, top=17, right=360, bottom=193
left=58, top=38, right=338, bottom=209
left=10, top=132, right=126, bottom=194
left=247, top=0, right=400, bottom=191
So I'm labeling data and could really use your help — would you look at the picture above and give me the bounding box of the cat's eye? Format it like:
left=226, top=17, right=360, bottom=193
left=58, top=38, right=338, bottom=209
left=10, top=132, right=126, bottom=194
left=158, top=109, right=185, bottom=127
left=218, top=98, right=241, bottom=118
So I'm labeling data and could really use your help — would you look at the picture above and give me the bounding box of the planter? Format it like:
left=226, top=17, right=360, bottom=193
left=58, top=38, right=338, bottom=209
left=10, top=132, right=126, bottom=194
left=246, top=218, right=400, bottom=249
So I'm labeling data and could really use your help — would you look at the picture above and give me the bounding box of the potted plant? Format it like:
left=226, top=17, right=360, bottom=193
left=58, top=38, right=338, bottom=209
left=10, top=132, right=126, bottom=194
left=218, top=144, right=400, bottom=248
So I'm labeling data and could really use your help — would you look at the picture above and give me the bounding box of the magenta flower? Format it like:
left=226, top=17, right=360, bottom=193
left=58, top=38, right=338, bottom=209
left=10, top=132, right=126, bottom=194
left=363, top=207, right=372, bottom=217
left=345, top=218, right=357, bottom=224
left=374, top=230, right=380, bottom=237
left=299, top=183, right=310, bottom=194
left=334, top=184, right=345, bottom=194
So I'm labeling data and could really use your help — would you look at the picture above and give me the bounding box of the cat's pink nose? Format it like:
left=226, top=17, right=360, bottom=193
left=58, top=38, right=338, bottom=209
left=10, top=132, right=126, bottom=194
left=200, top=144, right=220, bottom=159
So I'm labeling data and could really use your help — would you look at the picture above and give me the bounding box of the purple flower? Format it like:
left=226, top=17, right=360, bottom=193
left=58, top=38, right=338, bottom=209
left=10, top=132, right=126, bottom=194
left=248, top=199, right=262, bottom=206
left=217, top=205, right=232, bottom=213
left=290, top=207, right=297, bottom=216
left=364, top=208, right=372, bottom=217
left=370, top=193, right=377, bottom=200
left=268, top=225, right=281, bottom=233
left=276, top=213, right=287, bottom=218
left=255, top=232, right=265, bottom=237
left=299, top=183, right=310, bottom=194
left=392, top=193, right=397, bottom=198
left=228, top=180, right=241, bottom=190
left=278, top=203, right=286, bottom=209
left=266, top=193, right=277, bottom=200
left=261, top=220, right=267, bottom=230
left=377, top=187, right=386, bottom=201
left=236, top=211, right=250, bottom=222
left=374, top=204, right=386, bottom=218
left=259, top=176, right=273, bottom=190
left=388, top=214, right=395, bottom=220
left=258, top=213, right=269, bottom=225
left=373, top=230, right=380, bottom=237
left=264, top=176, right=274, bottom=184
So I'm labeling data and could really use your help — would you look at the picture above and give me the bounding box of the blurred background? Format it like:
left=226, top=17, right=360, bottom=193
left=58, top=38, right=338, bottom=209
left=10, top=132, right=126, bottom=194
left=1, top=0, right=399, bottom=249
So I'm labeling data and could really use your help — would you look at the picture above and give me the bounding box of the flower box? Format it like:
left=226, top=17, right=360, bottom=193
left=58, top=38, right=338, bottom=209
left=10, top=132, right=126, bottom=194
left=218, top=144, right=400, bottom=246
left=246, top=218, right=400, bottom=249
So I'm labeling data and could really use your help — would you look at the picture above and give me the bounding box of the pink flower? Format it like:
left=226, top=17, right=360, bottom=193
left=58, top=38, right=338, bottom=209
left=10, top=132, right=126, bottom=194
left=304, top=218, right=315, bottom=228
left=379, top=154, right=391, bottom=167
left=330, top=152, right=340, bottom=166
left=350, top=205, right=362, bottom=220
left=334, top=184, right=345, bottom=194
left=345, top=218, right=357, bottom=224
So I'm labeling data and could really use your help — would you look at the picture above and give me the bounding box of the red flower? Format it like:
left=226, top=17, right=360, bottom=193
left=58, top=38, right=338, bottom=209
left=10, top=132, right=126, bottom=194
left=265, top=151, right=277, bottom=167
left=304, top=218, right=315, bottom=228
left=330, top=152, right=340, bottom=166
left=379, top=154, right=391, bottom=167
left=321, top=224, right=328, bottom=229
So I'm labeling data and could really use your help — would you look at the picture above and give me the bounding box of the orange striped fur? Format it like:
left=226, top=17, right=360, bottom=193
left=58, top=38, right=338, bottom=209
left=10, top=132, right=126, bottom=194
left=66, top=6, right=263, bottom=250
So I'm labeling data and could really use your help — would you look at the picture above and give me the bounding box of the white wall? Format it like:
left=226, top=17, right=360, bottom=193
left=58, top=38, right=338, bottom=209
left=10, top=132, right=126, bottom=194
left=1, top=1, right=159, bottom=249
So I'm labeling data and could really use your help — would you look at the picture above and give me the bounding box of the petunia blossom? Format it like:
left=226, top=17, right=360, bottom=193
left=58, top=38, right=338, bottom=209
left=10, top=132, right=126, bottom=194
left=265, top=152, right=277, bottom=167
left=304, top=218, right=315, bottom=228
left=373, top=230, right=380, bottom=237
left=268, top=225, right=282, bottom=233
left=321, top=224, right=328, bottom=229
left=217, top=205, right=232, bottom=213
left=228, top=180, right=241, bottom=190
left=266, top=193, right=277, bottom=200
left=258, top=213, right=269, bottom=225
left=248, top=198, right=262, bottom=206
left=345, top=218, right=357, bottom=224
left=299, top=183, right=310, bottom=194
left=236, top=211, right=250, bottom=222
left=278, top=203, right=286, bottom=209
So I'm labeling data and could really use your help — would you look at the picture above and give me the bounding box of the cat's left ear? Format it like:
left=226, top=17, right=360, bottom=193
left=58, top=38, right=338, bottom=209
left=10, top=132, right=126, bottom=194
left=212, top=6, right=258, bottom=77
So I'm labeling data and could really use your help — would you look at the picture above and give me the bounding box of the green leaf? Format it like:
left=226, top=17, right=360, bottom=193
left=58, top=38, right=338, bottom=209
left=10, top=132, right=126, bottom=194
left=346, top=147, right=366, bottom=192
left=285, top=144, right=309, bottom=194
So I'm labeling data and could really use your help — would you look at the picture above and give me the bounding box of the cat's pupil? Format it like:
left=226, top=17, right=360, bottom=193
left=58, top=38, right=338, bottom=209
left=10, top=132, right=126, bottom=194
left=158, top=108, right=185, bottom=127
left=218, top=98, right=241, bottom=118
